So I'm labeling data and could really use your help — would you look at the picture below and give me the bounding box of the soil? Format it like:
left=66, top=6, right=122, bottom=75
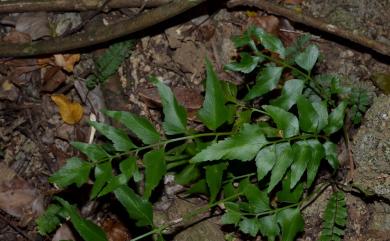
left=0, top=0, right=389, bottom=241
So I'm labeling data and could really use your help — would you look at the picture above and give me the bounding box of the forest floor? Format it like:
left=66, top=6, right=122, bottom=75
left=0, top=0, right=389, bottom=240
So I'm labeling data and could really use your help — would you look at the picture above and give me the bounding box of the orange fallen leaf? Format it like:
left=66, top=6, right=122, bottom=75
left=51, top=94, right=84, bottom=125
left=54, top=54, right=80, bottom=73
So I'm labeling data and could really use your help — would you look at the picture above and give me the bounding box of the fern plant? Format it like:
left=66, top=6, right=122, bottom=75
left=36, top=26, right=358, bottom=241
left=319, top=191, right=348, bottom=241
left=86, top=39, right=135, bottom=89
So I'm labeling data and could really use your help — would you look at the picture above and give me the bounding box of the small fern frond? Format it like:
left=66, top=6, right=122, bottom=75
left=319, top=191, right=348, bottom=241
left=86, top=39, right=135, bottom=89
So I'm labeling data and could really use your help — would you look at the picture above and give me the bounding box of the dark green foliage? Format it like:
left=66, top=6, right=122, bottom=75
left=39, top=26, right=362, bottom=241
left=319, top=192, right=347, bottom=241
left=55, top=197, right=108, bottom=241
left=86, top=39, right=135, bottom=89
left=36, top=204, right=65, bottom=235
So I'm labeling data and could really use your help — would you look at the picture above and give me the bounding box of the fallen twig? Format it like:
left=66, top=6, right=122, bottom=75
left=227, top=0, right=390, bottom=56
left=0, top=0, right=172, bottom=13
left=0, top=0, right=206, bottom=57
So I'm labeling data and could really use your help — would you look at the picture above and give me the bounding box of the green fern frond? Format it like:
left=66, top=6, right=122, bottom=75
left=86, top=39, right=136, bottom=89
left=319, top=191, right=348, bottom=241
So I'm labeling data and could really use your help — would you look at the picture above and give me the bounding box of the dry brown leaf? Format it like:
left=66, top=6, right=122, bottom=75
left=54, top=54, right=80, bottom=73
left=52, top=224, right=76, bottom=241
left=0, top=163, right=44, bottom=225
left=51, top=94, right=84, bottom=125
left=102, top=217, right=131, bottom=241
left=41, top=67, right=67, bottom=92
left=0, top=79, right=20, bottom=101
left=139, top=86, right=203, bottom=110
left=247, top=15, right=280, bottom=36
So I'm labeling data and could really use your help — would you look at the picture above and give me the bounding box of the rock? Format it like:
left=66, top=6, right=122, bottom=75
left=352, top=95, right=390, bottom=200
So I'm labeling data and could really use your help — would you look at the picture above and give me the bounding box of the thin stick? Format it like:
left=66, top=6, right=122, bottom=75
left=0, top=0, right=172, bottom=13
left=0, top=0, right=206, bottom=57
left=227, top=0, right=390, bottom=56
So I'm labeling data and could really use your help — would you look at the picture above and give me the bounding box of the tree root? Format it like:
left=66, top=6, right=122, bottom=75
left=0, top=0, right=206, bottom=57
left=0, top=0, right=172, bottom=13
left=227, top=0, right=390, bottom=57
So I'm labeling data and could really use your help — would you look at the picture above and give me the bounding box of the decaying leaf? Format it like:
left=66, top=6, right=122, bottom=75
left=54, top=54, right=81, bottom=73
left=247, top=15, right=280, bottom=36
left=41, top=67, right=67, bottom=92
left=51, top=94, right=84, bottom=125
left=0, top=163, right=44, bottom=225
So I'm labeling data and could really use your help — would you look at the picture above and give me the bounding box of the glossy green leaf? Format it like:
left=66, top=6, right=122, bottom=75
left=323, top=102, right=347, bottom=135
left=297, top=95, right=320, bottom=133
left=231, top=27, right=258, bottom=52
left=49, top=157, right=92, bottom=188
left=114, top=186, right=153, bottom=227
left=225, top=52, right=261, bottom=73
left=276, top=172, right=304, bottom=203
left=221, top=209, right=241, bottom=225
left=306, top=140, right=325, bottom=187
left=186, top=179, right=209, bottom=195
left=103, top=110, right=160, bottom=144
left=96, top=157, right=136, bottom=197
left=205, top=162, right=228, bottom=203
left=221, top=81, right=238, bottom=103
left=256, top=143, right=290, bottom=181
left=175, top=164, right=200, bottom=185
left=36, top=204, right=63, bottom=235
left=239, top=218, right=259, bottom=237
left=223, top=180, right=237, bottom=200
left=295, top=44, right=319, bottom=72
left=323, top=141, right=339, bottom=170
left=98, top=174, right=128, bottom=197
left=290, top=144, right=311, bottom=189
left=119, top=156, right=137, bottom=178
left=270, top=79, right=304, bottom=111
left=198, top=59, right=228, bottom=130
left=151, top=76, right=187, bottom=135
left=89, top=121, right=135, bottom=152
left=244, top=66, right=283, bottom=100
left=233, top=110, right=252, bottom=131
left=144, top=149, right=166, bottom=199
left=277, top=208, right=304, bottom=241
left=267, top=145, right=294, bottom=192
left=221, top=202, right=241, bottom=225
left=252, top=27, right=286, bottom=58
left=240, top=179, right=270, bottom=212
left=313, top=101, right=329, bottom=131
left=90, top=162, right=112, bottom=199
left=258, top=214, right=280, bottom=241
left=262, top=105, right=299, bottom=138
left=71, top=142, right=108, bottom=162
left=55, top=197, right=108, bottom=241
left=191, top=124, right=267, bottom=162
left=258, top=122, right=280, bottom=138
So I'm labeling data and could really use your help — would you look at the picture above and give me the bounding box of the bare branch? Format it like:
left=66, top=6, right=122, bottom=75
left=0, top=0, right=172, bottom=13
left=227, top=0, right=390, bottom=56
left=0, top=0, right=207, bottom=57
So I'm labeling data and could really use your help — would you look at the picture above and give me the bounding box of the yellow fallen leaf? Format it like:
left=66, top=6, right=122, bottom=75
left=2, top=80, right=14, bottom=91
left=54, top=54, right=80, bottom=73
left=51, top=94, right=84, bottom=125
left=246, top=11, right=257, bottom=17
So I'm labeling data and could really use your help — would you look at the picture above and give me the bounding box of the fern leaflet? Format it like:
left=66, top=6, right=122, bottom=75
left=319, top=191, right=347, bottom=241
left=86, top=39, right=135, bottom=89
